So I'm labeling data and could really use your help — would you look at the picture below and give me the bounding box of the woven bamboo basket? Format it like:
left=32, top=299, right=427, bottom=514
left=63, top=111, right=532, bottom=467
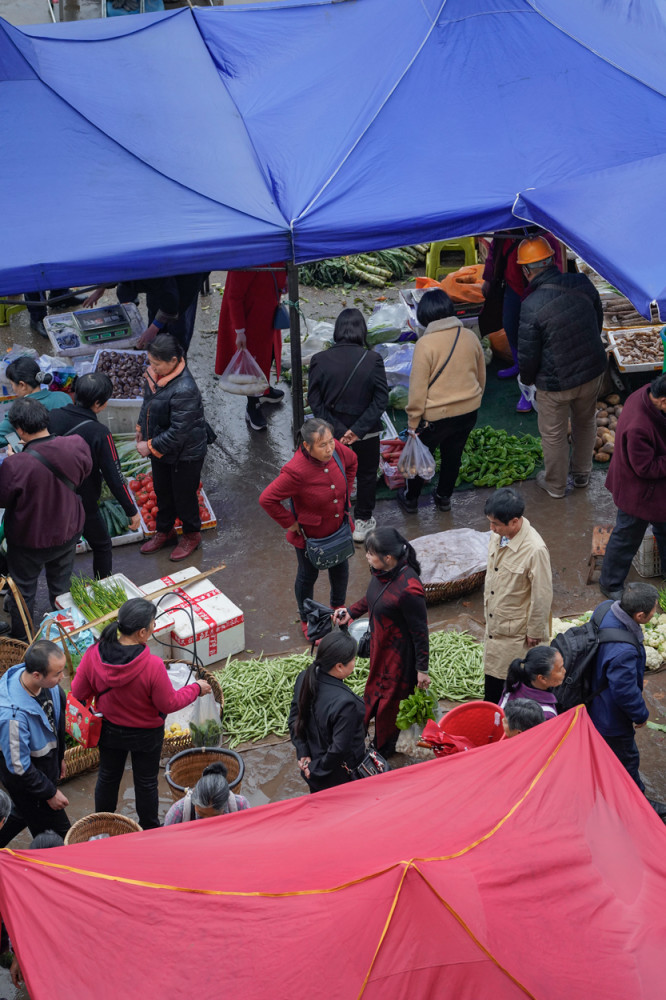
left=62, top=745, right=101, bottom=782
left=0, top=575, right=34, bottom=676
left=64, top=811, right=142, bottom=845
left=423, top=570, right=486, bottom=605
left=161, top=663, right=224, bottom=758
left=165, top=747, right=244, bottom=802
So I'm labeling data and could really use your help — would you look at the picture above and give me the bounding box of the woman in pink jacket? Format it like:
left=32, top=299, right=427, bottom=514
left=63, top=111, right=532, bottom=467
left=71, top=598, right=211, bottom=829
left=259, top=418, right=358, bottom=639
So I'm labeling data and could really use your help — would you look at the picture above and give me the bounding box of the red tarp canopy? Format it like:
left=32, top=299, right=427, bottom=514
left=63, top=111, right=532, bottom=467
left=1, top=707, right=665, bottom=999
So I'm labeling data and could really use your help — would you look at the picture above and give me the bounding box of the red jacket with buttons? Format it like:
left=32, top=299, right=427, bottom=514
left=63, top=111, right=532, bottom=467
left=259, top=441, right=358, bottom=549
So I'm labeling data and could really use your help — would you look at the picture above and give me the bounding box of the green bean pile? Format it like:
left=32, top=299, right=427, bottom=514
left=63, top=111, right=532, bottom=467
left=214, top=629, right=483, bottom=748
left=457, top=426, right=543, bottom=488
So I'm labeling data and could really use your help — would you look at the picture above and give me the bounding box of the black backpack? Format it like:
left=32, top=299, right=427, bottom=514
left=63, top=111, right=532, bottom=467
left=551, top=600, right=641, bottom=712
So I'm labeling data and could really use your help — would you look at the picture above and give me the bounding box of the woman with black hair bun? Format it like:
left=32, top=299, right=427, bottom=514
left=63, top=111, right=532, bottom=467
left=164, top=761, right=250, bottom=824
left=499, top=645, right=565, bottom=720
left=0, top=357, right=70, bottom=447
left=335, top=527, right=430, bottom=757
left=288, top=631, right=366, bottom=792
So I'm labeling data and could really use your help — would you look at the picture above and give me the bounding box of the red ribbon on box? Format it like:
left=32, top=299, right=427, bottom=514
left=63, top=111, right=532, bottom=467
left=158, top=577, right=219, bottom=630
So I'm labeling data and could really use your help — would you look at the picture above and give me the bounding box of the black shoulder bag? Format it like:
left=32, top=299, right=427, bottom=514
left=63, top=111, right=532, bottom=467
left=290, top=451, right=355, bottom=569
left=355, top=577, right=395, bottom=659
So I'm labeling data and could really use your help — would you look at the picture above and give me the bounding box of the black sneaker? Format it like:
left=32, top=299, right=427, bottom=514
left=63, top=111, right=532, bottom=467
left=434, top=494, right=451, bottom=511
left=396, top=488, right=418, bottom=513
left=245, top=398, right=267, bottom=431
left=260, top=385, right=285, bottom=405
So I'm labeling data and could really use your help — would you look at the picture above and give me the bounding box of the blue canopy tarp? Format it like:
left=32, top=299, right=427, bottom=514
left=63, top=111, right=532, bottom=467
left=1, top=0, right=666, bottom=315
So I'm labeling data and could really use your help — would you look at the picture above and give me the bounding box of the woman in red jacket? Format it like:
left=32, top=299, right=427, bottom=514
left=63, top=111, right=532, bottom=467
left=215, top=264, right=287, bottom=432
left=71, top=598, right=211, bottom=829
left=259, top=418, right=358, bottom=639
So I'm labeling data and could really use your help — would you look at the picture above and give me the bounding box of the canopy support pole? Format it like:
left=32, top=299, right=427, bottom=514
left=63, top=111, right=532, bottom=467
left=288, top=262, right=304, bottom=446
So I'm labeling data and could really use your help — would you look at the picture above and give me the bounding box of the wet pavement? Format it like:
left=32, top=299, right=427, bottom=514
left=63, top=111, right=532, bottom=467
left=1, top=274, right=666, bottom=997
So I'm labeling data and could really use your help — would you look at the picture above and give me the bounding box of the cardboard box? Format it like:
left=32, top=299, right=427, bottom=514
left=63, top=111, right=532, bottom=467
left=140, top=567, right=244, bottom=668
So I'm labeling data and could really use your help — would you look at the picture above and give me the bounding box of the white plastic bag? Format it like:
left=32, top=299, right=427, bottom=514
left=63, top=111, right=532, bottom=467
left=374, top=342, right=415, bottom=386
left=189, top=692, right=224, bottom=747
left=219, top=348, right=269, bottom=396
left=397, top=433, right=436, bottom=480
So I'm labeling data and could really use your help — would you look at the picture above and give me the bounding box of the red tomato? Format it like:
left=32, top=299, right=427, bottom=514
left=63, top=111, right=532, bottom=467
left=129, top=480, right=139, bottom=491
left=147, top=520, right=156, bottom=531
left=150, top=505, right=159, bottom=516
left=148, top=492, right=156, bottom=502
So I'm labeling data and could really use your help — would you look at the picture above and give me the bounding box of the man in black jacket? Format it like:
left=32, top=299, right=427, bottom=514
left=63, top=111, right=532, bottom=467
left=49, top=373, right=140, bottom=578
left=517, top=236, right=605, bottom=499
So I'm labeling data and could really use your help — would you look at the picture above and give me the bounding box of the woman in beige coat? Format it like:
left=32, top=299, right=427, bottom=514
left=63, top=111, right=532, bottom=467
left=398, top=290, right=486, bottom=514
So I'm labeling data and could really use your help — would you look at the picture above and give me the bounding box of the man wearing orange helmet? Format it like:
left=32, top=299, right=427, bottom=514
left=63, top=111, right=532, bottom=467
left=517, top=237, right=605, bottom=498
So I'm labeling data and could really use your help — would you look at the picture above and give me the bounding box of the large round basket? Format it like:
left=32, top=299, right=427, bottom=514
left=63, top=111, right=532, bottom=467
left=62, top=745, right=101, bottom=782
left=0, top=637, right=29, bottom=678
left=165, top=747, right=244, bottom=802
left=423, top=570, right=486, bottom=605
left=64, top=812, right=142, bottom=845
left=161, top=663, right=224, bottom=759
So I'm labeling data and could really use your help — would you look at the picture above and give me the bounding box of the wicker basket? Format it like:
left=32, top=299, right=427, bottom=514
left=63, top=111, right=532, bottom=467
left=423, top=570, right=486, bottom=605
left=165, top=747, right=244, bottom=802
left=64, top=811, right=142, bottom=845
left=0, top=637, right=29, bottom=677
left=62, top=745, right=101, bottom=782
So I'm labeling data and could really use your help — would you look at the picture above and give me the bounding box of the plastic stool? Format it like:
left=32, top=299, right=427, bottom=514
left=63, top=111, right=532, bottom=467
left=0, top=301, right=26, bottom=326
left=425, top=238, right=477, bottom=281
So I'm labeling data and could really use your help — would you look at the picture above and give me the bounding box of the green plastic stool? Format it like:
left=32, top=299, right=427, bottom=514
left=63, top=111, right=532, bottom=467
left=0, top=301, right=26, bottom=326
left=425, top=238, right=477, bottom=281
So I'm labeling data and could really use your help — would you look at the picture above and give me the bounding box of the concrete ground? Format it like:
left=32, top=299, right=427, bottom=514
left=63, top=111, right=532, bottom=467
left=1, top=275, right=665, bottom=997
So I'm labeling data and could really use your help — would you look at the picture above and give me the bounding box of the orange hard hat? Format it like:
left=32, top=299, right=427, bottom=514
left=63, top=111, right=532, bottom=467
left=516, top=236, right=555, bottom=266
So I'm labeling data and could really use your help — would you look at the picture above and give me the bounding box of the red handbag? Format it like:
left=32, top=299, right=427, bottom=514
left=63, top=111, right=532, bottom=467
left=65, top=691, right=103, bottom=748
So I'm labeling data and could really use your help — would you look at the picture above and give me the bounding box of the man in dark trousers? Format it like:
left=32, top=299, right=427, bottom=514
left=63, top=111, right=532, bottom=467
left=0, top=640, right=70, bottom=845
left=0, top=398, right=92, bottom=638
left=517, top=235, right=606, bottom=499
left=588, top=582, right=659, bottom=793
left=599, top=373, right=666, bottom=600
left=49, top=373, right=140, bottom=578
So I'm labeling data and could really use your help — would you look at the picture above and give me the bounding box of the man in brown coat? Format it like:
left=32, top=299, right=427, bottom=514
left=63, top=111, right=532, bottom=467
left=483, top=488, right=553, bottom=703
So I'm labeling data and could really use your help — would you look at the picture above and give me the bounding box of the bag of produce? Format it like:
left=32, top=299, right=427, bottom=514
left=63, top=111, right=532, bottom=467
left=219, top=348, right=269, bottom=396
left=189, top=692, right=223, bottom=747
left=388, top=385, right=409, bottom=410
left=397, top=432, right=436, bottom=480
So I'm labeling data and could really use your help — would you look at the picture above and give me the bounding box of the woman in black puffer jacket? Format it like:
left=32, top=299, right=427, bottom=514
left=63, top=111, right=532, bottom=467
left=136, top=334, right=208, bottom=562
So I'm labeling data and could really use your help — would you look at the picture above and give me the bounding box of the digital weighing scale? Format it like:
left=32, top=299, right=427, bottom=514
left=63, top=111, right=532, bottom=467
left=72, top=304, right=132, bottom=345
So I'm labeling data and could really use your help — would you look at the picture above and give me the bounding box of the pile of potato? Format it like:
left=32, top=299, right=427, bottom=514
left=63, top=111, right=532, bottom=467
left=593, top=394, right=623, bottom=463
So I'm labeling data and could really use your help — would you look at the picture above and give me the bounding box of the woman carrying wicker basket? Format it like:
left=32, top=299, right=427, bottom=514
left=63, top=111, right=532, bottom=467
left=334, top=528, right=430, bottom=758
left=71, top=598, right=211, bottom=829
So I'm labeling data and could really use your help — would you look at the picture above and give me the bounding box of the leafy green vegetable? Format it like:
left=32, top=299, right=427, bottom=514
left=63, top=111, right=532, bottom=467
left=396, top=688, right=438, bottom=730
left=189, top=719, right=224, bottom=747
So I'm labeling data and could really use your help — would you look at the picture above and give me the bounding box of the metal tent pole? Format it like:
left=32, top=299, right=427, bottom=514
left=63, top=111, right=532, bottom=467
left=287, top=262, right=304, bottom=446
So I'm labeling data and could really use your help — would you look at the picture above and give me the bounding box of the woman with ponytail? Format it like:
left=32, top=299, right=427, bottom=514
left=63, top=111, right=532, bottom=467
left=499, top=645, right=566, bottom=719
left=0, top=357, right=69, bottom=446
left=335, top=527, right=430, bottom=757
left=288, top=631, right=366, bottom=792
left=71, top=598, right=211, bottom=828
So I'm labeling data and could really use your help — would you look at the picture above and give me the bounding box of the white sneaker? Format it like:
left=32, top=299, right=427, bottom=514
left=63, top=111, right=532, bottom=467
left=353, top=516, right=376, bottom=542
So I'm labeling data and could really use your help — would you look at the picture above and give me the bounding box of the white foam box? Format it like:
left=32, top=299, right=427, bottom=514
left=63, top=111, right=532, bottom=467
left=56, top=572, right=173, bottom=658
left=140, top=566, right=245, bottom=668
left=91, top=348, right=147, bottom=434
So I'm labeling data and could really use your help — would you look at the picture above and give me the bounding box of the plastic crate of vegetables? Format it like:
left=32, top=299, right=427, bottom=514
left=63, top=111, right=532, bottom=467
left=129, top=471, right=217, bottom=535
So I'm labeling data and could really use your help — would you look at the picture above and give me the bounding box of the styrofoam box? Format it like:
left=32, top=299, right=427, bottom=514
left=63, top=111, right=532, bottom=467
left=76, top=524, right=144, bottom=555
left=140, top=566, right=245, bottom=668
left=44, top=303, right=144, bottom=359
left=56, top=572, right=174, bottom=657
left=91, top=348, right=147, bottom=434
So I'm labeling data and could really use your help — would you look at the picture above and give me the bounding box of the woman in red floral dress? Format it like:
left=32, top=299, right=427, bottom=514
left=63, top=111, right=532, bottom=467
left=335, top=527, right=430, bottom=757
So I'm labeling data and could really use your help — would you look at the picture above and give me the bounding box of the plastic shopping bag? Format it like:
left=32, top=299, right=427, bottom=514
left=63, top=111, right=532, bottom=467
left=397, top=432, right=436, bottom=480
left=219, top=348, right=269, bottom=396
left=189, top=691, right=224, bottom=747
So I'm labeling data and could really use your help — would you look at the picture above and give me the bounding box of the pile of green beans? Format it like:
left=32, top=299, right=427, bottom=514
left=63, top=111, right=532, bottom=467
left=214, top=629, right=483, bottom=748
